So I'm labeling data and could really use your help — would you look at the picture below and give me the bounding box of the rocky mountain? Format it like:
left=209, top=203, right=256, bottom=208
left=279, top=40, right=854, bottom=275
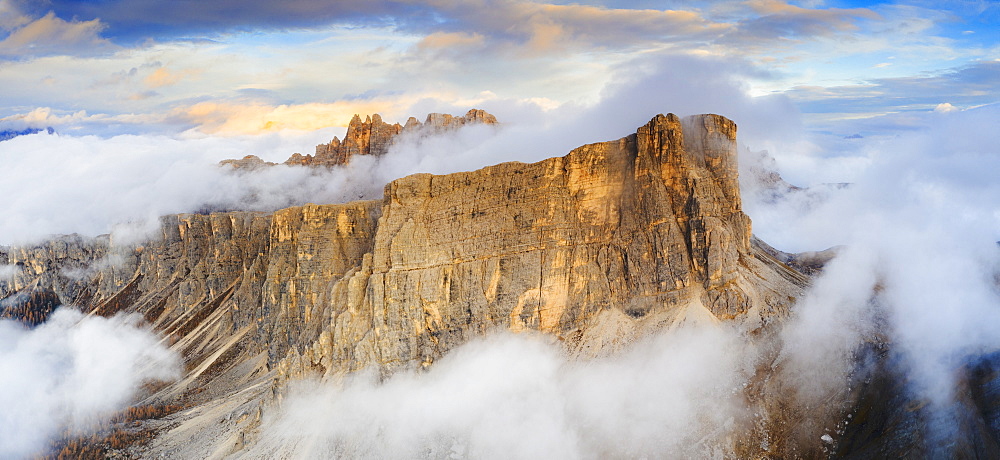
left=3, top=110, right=993, bottom=458
left=220, top=109, right=498, bottom=170
left=0, top=127, right=54, bottom=142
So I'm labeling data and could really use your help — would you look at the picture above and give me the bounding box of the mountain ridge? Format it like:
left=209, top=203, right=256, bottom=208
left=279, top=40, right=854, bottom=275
left=3, top=111, right=828, bottom=458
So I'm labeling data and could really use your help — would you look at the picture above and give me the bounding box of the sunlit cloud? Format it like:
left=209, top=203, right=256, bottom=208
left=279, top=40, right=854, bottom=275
left=0, top=11, right=115, bottom=57
left=143, top=66, right=201, bottom=88
left=0, top=0, right=992, bottom=138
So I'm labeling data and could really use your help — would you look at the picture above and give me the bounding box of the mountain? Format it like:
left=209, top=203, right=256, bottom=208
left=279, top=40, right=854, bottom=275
left=2, top=110, right=994, bottom=457
left=0, top=127, right=54, bottom=142
left=220, top=108, right=498, bottom=170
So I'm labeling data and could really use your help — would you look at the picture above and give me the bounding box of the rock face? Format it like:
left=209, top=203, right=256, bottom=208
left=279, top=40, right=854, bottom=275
left=216, top=109, right=499, bottom=170
left=2, top=112, right=811, bottom=457
left=218, top=154, right=275, bottom=170
left=305, top=109, right=498, bottom=167
left=218, top=109, right=497, bottom=170
left=274, top=113, right=802, bottom=378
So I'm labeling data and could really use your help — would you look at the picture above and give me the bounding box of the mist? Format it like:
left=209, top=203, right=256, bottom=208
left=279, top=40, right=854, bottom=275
left=743, top=103, right=1000, bottom=448
left=247, top=325, right=752, bottom=459
left=0, top=308, right=181, bottom=458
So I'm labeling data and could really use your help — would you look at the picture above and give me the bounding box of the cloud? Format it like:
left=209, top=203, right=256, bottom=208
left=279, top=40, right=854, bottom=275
left=415, top=1, right=729, bottom=55
left=711, top=0, right=878, bottom=49
left=0, top=308, right=181, bottom=458
left=143, top=66, right=200, bottom=88
left=0, top=127, right=362, bottom=243
left=0, top=0, right=31, bottom=30
left=788, top=60, right=1000, bottom=119
left=415, top=31, right=485, bottom=52
left=742, top=104, right=1000, bottom=446
left=0, top=107, right=86, bottom=128
left=0, top=11, right=115, bottom=57
left=247, top=326, right=752, bottom=458
left=172, top=98, right=424, bottom=135
left=37, top=0, right=418, bottom=41
left=0, top=106, right=172, bottom=135
left=0, top=264, right=19, bottom=280
left=29, top=0, right=881, bottom=59
left=0, top=0, right=973, bottom=141
left=934, top=102, right=959, bottom=113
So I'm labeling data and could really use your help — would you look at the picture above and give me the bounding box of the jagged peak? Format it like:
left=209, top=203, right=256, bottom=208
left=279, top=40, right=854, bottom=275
left=220, top=109, right=498, bottom=170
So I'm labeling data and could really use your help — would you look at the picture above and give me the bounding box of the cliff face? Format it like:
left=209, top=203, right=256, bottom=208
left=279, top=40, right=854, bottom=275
left=273, top=113, right=803, bottom=379
left=2, top=112, right=810, bottom=456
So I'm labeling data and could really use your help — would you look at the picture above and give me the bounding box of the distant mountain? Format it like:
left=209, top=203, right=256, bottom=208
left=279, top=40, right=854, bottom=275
left=0, top=127, right=54, bottom=142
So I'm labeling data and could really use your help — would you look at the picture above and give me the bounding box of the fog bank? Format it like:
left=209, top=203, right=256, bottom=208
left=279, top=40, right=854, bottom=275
left=0, top=308, right=181, bottom=458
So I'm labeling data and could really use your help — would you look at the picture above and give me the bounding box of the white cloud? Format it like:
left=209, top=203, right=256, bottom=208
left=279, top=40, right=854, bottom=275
left=0, top=308, right=181, bottom=458
left=0, top=128, right=348, bottom=243
left=934, top=102, right=959, bottom=112
left=744, top=104, right=1000, bottom=439
left=248, top=326, right=751, bottom=459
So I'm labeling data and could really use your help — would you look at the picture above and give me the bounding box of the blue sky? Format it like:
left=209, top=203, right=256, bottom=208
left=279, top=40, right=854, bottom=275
left=0, top=0, right=996, bottom=140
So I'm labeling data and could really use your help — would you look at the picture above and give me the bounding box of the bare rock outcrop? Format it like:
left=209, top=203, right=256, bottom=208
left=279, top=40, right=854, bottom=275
left=215, top=108, right=498, bottom=171
left=306, top=108, right=498, bottom=167
left=218, top=109, right=498, bottom=170
left=219, top=155, right=276, bottom=170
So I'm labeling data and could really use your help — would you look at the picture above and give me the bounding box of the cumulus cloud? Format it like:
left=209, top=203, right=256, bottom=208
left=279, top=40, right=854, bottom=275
left=0, top=0, right=977, bottom=140
left=0, top=107, right=90, bottom=130
left=0, top=308, right=181, bottom=458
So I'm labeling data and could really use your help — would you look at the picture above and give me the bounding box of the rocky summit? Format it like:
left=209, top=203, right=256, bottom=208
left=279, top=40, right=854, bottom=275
left=5, top=111, right=991, bottom=458
left=220, top=109, right=498, bottom=170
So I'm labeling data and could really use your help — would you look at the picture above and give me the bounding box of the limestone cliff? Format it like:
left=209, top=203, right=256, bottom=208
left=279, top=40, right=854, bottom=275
left=272, top=113, right=805, bottom=382
left=3, top=112, right=811, bottom=457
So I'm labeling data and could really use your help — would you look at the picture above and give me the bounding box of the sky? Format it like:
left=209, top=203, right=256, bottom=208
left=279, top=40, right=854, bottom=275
left=0, top=0, right=996, bottom=140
